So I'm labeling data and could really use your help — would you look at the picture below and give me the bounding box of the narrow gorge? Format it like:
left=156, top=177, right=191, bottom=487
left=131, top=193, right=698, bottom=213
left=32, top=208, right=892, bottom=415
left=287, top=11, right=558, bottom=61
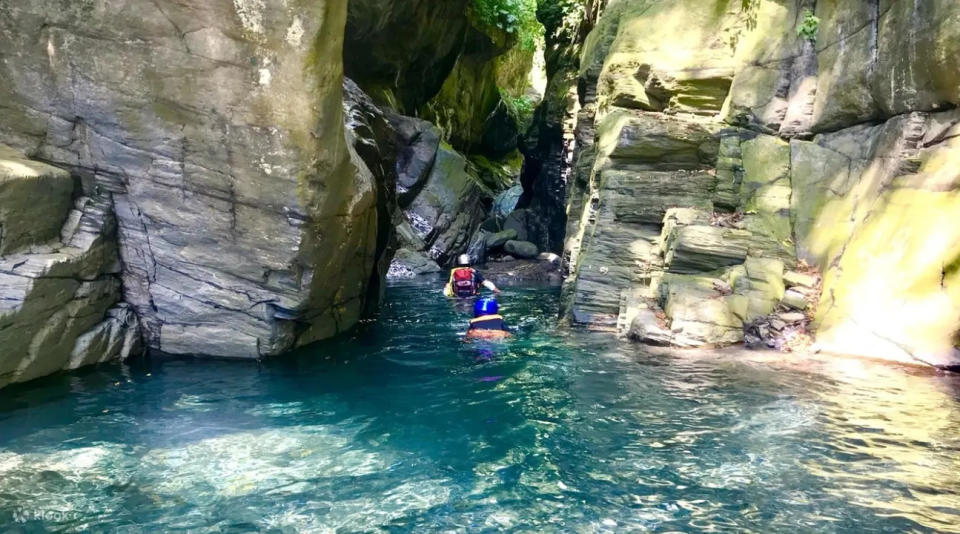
left=1, top=0, right=957, bottom=385
left=2, top=1, right=960, bottom=530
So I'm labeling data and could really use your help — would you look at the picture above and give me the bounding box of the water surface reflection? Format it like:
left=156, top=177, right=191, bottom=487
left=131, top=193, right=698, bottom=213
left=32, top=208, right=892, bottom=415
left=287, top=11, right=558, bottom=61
left=1, top=281, right=959, bottom=532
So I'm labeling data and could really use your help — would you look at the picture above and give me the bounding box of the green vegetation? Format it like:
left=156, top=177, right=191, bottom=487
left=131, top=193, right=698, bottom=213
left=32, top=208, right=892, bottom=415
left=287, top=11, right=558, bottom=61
left=797, top=9, right=820, bottom=41
left=501, top=90, right=536, bottom=129
left=536, top=0, right=584, bottom=35
left=474, top=0, right=543, bottom=50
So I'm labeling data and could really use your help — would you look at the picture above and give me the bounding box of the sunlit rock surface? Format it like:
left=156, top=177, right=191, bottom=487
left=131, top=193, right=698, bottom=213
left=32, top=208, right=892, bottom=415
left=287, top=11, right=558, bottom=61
left=562, top=0, right=960, bottom=365
left=0, top=145, right=137, bottom=387
left=0, top=0, right=378, bottom=359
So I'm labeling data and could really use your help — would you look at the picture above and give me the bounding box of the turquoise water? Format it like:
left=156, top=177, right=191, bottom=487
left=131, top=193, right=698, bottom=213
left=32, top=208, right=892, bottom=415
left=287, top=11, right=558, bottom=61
left=3, top=281, right=960, bottom=533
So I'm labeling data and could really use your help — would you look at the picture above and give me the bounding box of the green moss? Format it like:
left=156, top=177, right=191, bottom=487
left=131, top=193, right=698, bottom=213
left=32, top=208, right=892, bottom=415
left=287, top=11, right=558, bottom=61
left=469, top=149, right=524, bottom=191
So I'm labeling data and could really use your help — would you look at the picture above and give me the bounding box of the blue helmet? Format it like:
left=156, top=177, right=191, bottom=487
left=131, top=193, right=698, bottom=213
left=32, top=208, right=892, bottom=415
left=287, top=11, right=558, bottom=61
left=474, top=297, right=499, bottom=317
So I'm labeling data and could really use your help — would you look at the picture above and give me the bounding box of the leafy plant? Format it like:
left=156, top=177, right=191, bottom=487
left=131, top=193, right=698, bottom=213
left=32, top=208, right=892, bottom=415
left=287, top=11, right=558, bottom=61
left=474, top=0, right=543, bottom=51
left=537, top=0, right=584, bottom=35
left=501, top=90, right=535, bottom=128
left=797, top=9, right=820, bottom=41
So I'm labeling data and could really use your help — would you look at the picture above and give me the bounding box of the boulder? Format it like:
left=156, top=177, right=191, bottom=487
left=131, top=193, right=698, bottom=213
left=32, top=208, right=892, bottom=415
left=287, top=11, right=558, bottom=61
left=783, top=270, right=818, bottom=289
left=466, top=230, right=488, bottom=266
left=400, top=143, right=489, bottom=266
left=734, top=257, right=786, bottom=322
left=386, top=248, right=442, bottom=279
left=493, top=184, right=524, bottom=218
left=778, top=311, right=807, bottom=323
left=657, top=272, right=745, bottom=345
left=627, top=308, right=674, bottom=346
left=537, top=252, right=561, bottom=265
left=390, top=114, right=441, bottom=205
left=485, top=229, right=519, bottom=250
left=504, top=240, right=539, bottom=259
left=503, top=209, right=532, bottom=242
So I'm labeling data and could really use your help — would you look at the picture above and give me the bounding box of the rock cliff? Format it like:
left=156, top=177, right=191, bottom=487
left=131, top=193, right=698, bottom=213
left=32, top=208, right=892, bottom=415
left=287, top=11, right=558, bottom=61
left=0, top=0, right=377, bottom=374
left=0, top=0, right=546, bottom=385
left=561, top=0, right=960, bottom=368
left=0, top=0, right=957, bottom=385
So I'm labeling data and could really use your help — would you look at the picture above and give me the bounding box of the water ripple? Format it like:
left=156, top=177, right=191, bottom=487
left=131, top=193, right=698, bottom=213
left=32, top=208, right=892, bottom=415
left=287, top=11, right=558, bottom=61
left=1, top=281, right=959, bottom=532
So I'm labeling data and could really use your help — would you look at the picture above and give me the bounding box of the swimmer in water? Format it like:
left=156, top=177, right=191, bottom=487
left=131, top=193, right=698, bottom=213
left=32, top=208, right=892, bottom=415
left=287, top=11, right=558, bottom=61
left=464, top=297, right=512, bottom=340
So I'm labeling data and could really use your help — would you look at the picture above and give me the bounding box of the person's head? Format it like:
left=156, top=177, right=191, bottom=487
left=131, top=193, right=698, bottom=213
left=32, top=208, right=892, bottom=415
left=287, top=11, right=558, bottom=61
left=474, top=297, right=499, bottom=317
left=457, top=254, right=471, bottom=267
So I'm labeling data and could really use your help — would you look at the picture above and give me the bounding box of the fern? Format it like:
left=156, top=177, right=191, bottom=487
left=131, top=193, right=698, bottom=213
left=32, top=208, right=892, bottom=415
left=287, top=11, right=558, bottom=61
left=797, top=9, right=820, bottom=42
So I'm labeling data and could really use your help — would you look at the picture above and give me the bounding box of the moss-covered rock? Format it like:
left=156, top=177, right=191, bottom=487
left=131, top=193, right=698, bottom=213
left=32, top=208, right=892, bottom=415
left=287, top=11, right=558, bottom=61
left=739, top=134, right=794, bottom=257
left=399, top=143, right=490, bottom=268
left=591, top=0, right=741, bottom=115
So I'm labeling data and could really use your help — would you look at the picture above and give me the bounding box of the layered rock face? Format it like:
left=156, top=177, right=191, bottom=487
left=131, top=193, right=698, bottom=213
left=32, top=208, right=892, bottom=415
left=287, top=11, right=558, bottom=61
left=0, top=145, right=139, bottom=387
left=343, top=0, right=543, bottom=279
left=0, top=0, right=378, bottom=360
left=562, top=0, right=960, bottom=367
left=343, top=79, right=489, bottom=280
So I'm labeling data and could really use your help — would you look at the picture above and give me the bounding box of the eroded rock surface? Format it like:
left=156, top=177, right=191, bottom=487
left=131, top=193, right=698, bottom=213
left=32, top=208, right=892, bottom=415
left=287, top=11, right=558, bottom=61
left=562, top=0, right=960, bottom=367
left=0, top=0, right=379, bottom=360
left=0, top=146, right=137, bottom=387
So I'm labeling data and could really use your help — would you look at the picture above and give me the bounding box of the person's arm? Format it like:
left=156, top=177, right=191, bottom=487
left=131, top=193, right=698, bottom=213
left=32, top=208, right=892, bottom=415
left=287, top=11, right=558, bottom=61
left=474, top=270, right=500, bottom=294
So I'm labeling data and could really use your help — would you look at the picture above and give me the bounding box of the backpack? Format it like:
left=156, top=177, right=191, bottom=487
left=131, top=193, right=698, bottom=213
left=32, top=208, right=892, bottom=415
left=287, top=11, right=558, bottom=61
left=451, top=268, right=477, bottom=297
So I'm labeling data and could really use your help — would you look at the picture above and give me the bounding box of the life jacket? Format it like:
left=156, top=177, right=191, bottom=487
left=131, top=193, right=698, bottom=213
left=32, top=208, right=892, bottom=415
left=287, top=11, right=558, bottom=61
left=466, top=314, right=511, bottom=339
left=450, top=267, right=478, bottom=298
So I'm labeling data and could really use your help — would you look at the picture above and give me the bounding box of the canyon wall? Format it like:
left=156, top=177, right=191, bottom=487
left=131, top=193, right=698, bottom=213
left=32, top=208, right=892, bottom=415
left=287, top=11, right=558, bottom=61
left=0, top=0, right=547, bottom=386
left=0, top=0, right=377, bottom=382
left=562, top=0, right=960, bottom=367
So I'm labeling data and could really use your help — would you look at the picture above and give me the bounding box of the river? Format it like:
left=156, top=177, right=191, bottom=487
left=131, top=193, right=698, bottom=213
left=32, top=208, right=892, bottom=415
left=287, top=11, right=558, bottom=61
left=2, top=280, right=960, bottom=532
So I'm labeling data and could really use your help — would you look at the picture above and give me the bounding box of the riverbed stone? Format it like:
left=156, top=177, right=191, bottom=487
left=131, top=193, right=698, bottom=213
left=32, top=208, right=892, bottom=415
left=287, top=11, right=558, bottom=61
left=486, top=229, right=518, bottom=250
left=781, top=289, right=809, bottom=311
left=504, top=240, right=538, bottom=259
left=387, top=247, right=442, bottom=279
